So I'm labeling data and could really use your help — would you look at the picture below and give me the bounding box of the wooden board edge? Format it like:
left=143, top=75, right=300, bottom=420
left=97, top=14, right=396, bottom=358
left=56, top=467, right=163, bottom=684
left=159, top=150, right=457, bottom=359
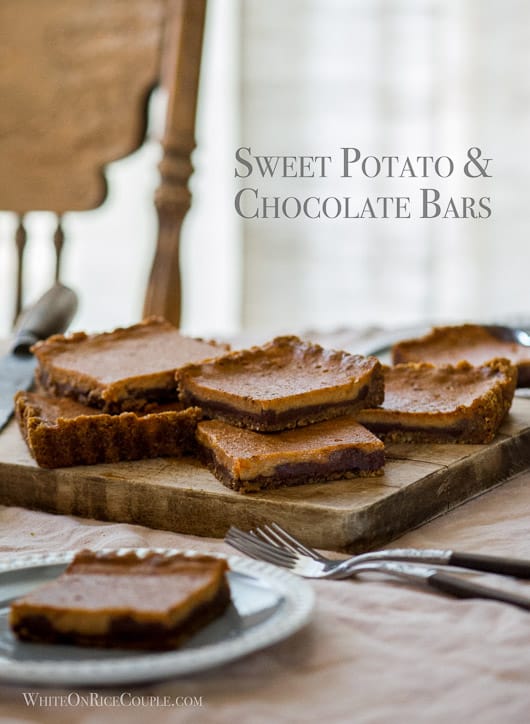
left=1, top=428, right=530, bottom=553
left=338, top=427, right=530, bottom=552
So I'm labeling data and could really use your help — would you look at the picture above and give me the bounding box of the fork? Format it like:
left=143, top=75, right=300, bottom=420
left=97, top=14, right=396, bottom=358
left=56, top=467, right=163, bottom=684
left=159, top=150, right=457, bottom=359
left=225, top=527, right=530, bottom=611
left=251, top=523, right=530, bottom=580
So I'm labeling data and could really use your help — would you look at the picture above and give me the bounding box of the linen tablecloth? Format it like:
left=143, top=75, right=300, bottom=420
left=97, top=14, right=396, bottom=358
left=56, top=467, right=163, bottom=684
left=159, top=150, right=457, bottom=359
left=0, top=467, right=529, bottom=724
left=1, top=326, right=529, bottom=723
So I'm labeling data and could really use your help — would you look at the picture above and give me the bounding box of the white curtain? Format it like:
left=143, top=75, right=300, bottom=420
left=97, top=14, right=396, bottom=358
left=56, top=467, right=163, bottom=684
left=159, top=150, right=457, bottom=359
left=2, top=0, right=529, bottom=338
left=238, top=0, right=530, bottom=332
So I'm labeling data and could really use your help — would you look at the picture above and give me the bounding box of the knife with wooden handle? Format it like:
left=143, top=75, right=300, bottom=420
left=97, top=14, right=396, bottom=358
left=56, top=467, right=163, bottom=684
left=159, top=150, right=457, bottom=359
left=0, top=283, right=78, bottom=432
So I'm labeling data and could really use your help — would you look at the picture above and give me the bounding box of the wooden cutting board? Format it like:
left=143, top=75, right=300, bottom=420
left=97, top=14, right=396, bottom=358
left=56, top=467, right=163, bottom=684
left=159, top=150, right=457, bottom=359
left=1, top=397, right=530, bottom=552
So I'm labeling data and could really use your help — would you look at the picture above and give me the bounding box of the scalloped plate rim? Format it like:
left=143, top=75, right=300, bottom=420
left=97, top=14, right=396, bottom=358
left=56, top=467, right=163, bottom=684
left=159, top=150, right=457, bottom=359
left=0, top=548, right=314, bottom=686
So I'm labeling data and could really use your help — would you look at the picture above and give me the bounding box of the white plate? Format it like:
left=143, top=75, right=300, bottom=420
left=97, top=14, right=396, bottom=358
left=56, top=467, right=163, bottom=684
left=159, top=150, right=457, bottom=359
left=0, top=548, right=314, bottom=686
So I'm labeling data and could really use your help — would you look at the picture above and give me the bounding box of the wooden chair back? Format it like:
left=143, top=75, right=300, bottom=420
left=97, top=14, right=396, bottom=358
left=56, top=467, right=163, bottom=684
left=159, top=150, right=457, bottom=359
left=0, top=0, right=206, bottom=327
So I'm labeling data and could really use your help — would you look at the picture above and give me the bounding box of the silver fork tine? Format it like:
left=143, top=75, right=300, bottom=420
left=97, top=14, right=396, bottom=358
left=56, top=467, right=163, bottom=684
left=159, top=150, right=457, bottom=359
left=252, top=525, right=304, bottom=556
left=226, top=537, right=295, bottom=569
left=226, top=528, right=297, bottom=567
left=226, top=529, right=285, bottom=559
left=252, top=522, right=322, bottom=560
left=228, top=526, right=295, bottom=557
left=255, top=524, right=322, bottom=561
left=225, top=535, right=294, bottom=568
left=269, top=522, right=324, bottom=560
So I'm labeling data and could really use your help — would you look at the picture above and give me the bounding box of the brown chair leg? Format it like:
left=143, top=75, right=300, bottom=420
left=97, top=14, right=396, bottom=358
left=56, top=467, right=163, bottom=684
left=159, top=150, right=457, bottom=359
left=14, top=214, right=27, bottom=323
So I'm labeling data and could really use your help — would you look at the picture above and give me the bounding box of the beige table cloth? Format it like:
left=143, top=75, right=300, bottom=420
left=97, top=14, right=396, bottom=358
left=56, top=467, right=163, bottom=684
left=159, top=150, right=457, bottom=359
left=0, top=469, right=529, bottom=724
left=0, top=327, right=529, bottom=723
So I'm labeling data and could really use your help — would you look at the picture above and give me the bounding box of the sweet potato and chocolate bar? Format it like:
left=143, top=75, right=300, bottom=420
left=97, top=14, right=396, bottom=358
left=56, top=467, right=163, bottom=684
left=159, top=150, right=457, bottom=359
left=15, top=391, right=201, bottom=468
left=195, top=416, right=385, bottom=493
left=392, top=324, right=530, bottom=387
left=178, top=336, right=384, bottom=432
left=32, top=317, right=228, bottom=412
left=356, top=359, right=517, bottom=444
left=9, top=550, right=230, bottom=650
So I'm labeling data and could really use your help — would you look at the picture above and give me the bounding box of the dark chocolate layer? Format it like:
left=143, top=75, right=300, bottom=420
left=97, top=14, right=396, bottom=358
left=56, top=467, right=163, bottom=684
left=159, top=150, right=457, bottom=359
left=517, top=367, right=530, bottom=387
left=181, top=381, right=383, bottom=432
left=36, top=368, right=180, bottom=413
left=363, top=420, right=470, bottom=435
left=360, top=418, right=495, bottom=444
left=198, top=443, right=384, bottom=493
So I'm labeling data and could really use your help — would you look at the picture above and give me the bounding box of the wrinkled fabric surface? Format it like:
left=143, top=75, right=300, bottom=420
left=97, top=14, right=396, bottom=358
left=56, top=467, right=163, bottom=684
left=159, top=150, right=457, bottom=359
left=0, top=468, right=529, bottom=724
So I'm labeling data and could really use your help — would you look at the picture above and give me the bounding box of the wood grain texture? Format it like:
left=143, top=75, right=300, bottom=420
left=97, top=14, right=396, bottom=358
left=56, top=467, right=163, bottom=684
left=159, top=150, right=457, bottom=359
left=0, top=0, right=206, bottom=327
left=0, top=0, right=165, bottom=212
left=13, top=216, right=27, bottom=321
left=143, top=0, right=207, bottom=325
left=1, top=398, right=530, bottom=552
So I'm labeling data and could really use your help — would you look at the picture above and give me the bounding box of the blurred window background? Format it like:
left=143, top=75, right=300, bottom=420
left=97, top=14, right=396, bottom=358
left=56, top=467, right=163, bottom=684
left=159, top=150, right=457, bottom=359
left=1, top=0, right=529, bottom=337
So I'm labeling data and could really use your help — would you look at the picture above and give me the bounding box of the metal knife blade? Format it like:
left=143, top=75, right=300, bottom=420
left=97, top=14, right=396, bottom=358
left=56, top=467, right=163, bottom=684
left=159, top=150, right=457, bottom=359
left=0, top=354, right=36, bottom=432
left=0, top=283, right=78, bottom=433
